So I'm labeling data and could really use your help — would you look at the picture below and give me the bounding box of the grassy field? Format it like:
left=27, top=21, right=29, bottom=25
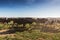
left=0, top=30, right=60, bottom=40
left=0, top=18, right=60, bottom=40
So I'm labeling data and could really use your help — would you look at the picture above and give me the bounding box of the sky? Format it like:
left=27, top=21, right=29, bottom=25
left=0, top=0, right=60, bottom=18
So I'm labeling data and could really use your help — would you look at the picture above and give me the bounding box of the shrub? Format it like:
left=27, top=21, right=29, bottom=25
left=3, top=24, right=10, bottom=29
left=0, top=23, right=4, bottom=30
left=13, top=23, right=18, bottom=27
left=32, top=22, right=37, bottom=25
left=25, top=23, right=30, bottom=29
left=18, top=24, right=23, bottom=27
left=8, top=21, right=14, bottom=25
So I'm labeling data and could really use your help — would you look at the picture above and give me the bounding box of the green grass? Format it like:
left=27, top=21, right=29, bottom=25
left=14, top=30, right=60, bottom=40
left=0, top=22, right=60, bottom=40
left=0, top=30, right=60, bottom=40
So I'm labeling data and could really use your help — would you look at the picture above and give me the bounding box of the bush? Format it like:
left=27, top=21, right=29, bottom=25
left=18, top=24, right=23, bottom=27
left=25, top=23, right=30, bottom=29
left=0, top=23, right=4, bottom=30
left=13, top=23, right=18, bottom=27
left=8, top=21, right=14, bottom=25
left=3, top=24, right=10, bottom=29
left=32, top=22, right=37, bottom=25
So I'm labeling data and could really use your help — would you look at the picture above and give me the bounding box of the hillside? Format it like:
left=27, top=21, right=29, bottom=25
left=0, top=18, right=60, bottom=40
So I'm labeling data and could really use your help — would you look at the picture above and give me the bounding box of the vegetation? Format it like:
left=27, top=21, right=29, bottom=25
left=0, top=30, right=60, bottom=40
left=0, top=18, right=59, bottom=40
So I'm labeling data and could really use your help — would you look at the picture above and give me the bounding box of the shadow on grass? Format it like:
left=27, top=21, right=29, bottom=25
left=0, top=27, right=28, bottom=34
left=0, top=26, right=60, bottom=35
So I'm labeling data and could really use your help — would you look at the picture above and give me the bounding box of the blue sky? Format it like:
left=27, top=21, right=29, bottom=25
left=0, top=0, right=60, bottom=17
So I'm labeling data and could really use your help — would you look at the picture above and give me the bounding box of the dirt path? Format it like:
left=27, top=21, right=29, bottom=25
left=0, top=29, right=9, bottom=32
left=0, top=34, right=16, bottom=37
left=0, top=29, right=16, bottom=37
